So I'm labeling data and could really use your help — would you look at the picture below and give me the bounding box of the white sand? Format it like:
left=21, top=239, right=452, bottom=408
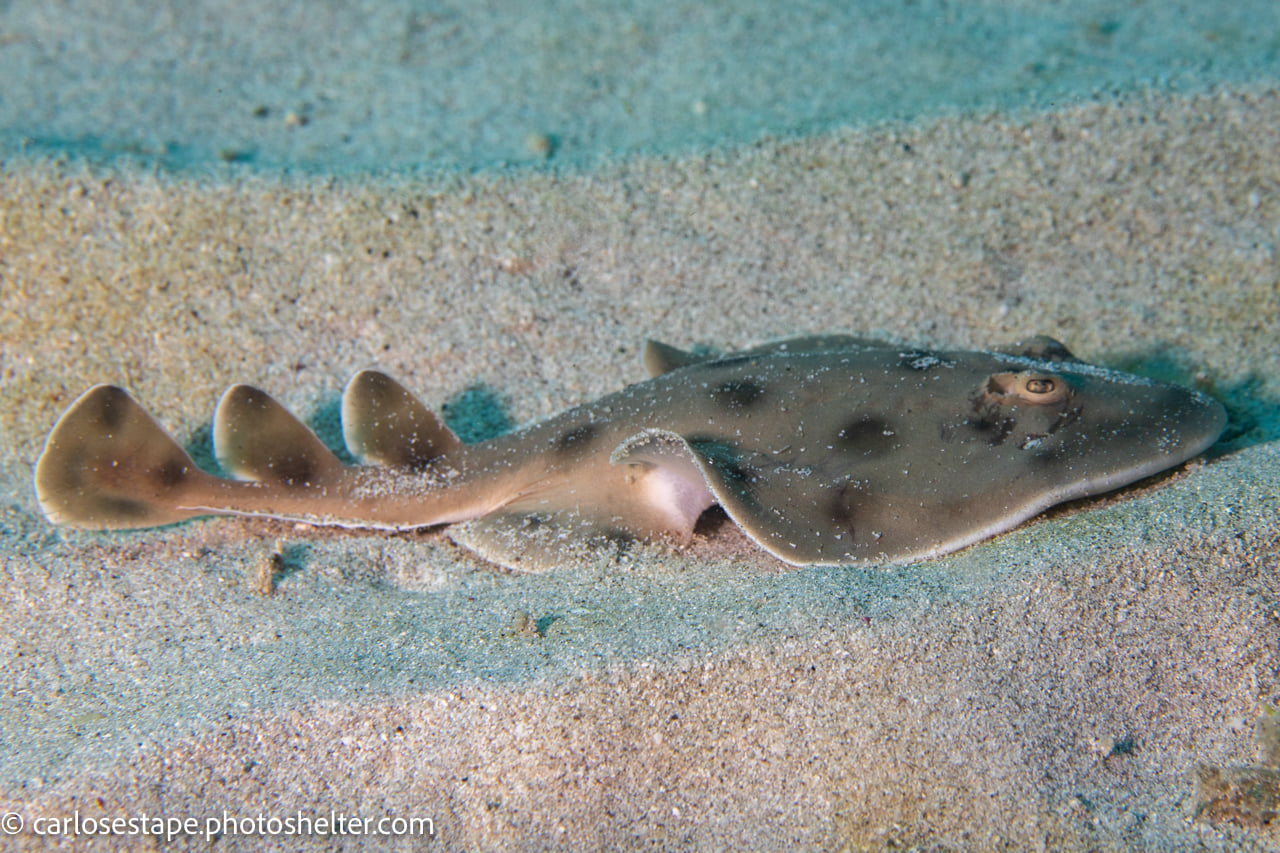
left=2, top=87, right=1279, bottom=849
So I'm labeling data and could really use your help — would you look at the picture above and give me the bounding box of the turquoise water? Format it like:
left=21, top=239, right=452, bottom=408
left=2, top=0, right=1278, bottom=174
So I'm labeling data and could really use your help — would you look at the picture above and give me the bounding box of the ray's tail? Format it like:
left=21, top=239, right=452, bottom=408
left=34, top=372, right=468, bottom=531
left=35, top=385, right=217, bottom=528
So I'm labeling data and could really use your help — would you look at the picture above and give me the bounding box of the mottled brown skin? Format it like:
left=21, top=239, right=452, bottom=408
left=34, top=335, right=1227, bottom=570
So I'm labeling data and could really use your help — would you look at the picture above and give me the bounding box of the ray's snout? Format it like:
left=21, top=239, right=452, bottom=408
left=1170, top=384, right=1228, bottom=457
left=1062, top=377, right=1228, bottom=493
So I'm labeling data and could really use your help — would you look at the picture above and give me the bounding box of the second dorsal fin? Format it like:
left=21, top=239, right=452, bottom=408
left=213, top=385, right=346, bottom=486
left=342, top=370, right=461, bottom=468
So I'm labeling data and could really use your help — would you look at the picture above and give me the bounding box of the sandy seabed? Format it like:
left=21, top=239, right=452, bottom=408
left=2, top=87, right=1279, bottom=850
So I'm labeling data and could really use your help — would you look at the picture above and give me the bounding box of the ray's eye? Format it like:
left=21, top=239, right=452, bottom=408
left=1014, top=373, right=1069, bottom=404
left=983, top=371, right=1071, bottom=405
left=1024, top=378, right=1055, bottom=394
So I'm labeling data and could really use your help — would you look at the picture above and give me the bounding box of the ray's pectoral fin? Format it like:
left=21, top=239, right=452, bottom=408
left=34, top=385, right=222, bottom=529
left=612, top=430, right=876, bottom=567
left=448, top=509, right=649, bottom=572
left=341, top=370, right=462, bottom=467
left=613, top=429, right=812, bottom=564
left=607, top=430, right=719, bottom=535
left=448, top=431, right=718, bottom=572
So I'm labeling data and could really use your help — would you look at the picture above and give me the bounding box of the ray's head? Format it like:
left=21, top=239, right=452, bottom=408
left=957, top=341, right=1227, bottom=505
left=809, top=337, right=1231, bottom=563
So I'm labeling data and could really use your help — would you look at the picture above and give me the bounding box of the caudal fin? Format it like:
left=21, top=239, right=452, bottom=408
left=34, top=385, right=214, bottom=529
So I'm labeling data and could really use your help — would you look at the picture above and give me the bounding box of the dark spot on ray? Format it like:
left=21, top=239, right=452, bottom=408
left=1033, top=446, right=1067, bottom=466
left=101, top=497, right=150, bottom=520
left=402, top=456, right=439, bottom=474
left=553, top=422, right=599, bottom=456
left=985, top=417, right=1017, bottom=446
left=836, top=415, right=896, bottom=456
left=97, top=387, right=130, bottom=429
left=271, top=454, right=315, bottom=486
left=967, top=411, right=1017, bottom=446
left=968, top=394, right=1018, bottom=446
left=711, top=379, right=766, bottom=409
left=154, top=458, right=188, bottom=488
left=826, top=482, right=859, bottom=536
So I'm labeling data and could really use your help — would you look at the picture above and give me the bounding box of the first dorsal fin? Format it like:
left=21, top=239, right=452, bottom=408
left=642, top=340, right=711, bottom=376
left=34, top=385, right=216, bottom=529
left=213, top=385, right=346, bottom=486
left=341, top=370, right=461, bottom=468
left=643, top=335, right=878, bottom=377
